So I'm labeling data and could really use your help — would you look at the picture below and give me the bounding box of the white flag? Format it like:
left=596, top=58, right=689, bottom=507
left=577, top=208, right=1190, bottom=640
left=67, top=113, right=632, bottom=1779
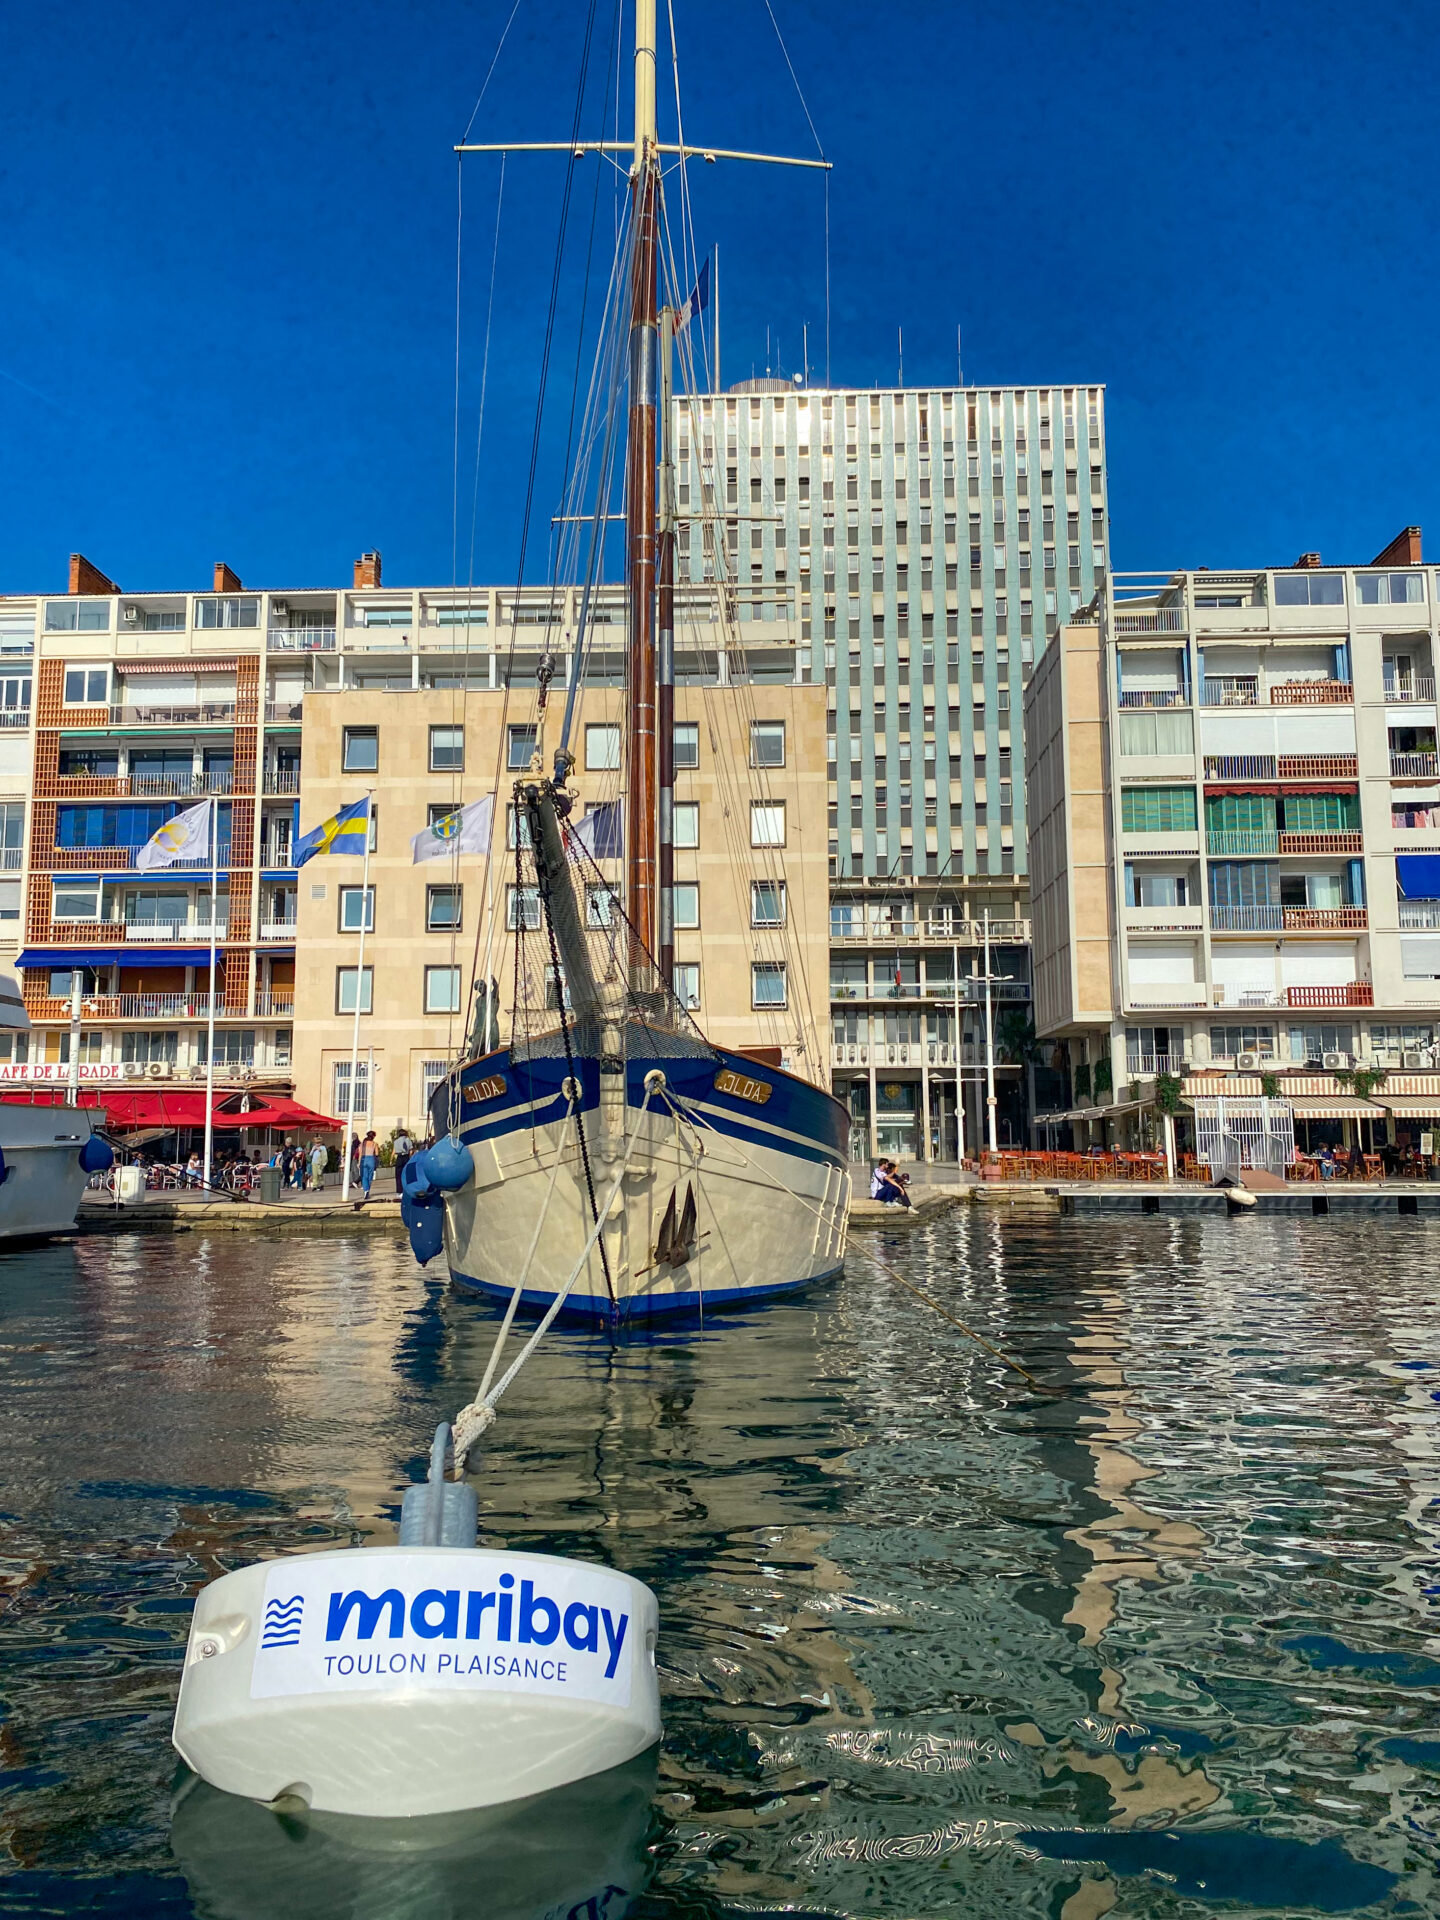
left=134, top=799, right=213, bottom=873
left=411, top=793, right=495, bottom=865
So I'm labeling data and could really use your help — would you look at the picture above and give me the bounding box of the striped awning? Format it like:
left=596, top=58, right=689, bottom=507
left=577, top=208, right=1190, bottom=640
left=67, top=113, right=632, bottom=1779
left=1288, top=1097, right=1384, bottom=1119
left=1376, top=1097, right=1440, bottom=1119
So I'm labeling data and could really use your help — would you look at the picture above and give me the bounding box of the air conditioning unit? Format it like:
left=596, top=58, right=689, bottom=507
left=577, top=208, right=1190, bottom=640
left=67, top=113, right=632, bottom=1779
left=123, top=1061, right=144, bottom=1079
left=1322, top=1051, right=1351, bottom=1070
left=147, top=1060, right=166, bottom=1078
left=122, top=604, right=139, bottom=626
left=189, top=1064, right=206, bottom=1080
left=272, top=600, right=289, bottom=619
left=1236, top=1052, right=1260, bottom=1070
left=1402, top=1049, right=1434, bottom=1069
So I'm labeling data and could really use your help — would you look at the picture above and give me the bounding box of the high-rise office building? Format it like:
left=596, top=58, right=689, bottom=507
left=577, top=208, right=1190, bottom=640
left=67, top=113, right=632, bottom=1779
left=678, top=381, right=1109, bottom=1157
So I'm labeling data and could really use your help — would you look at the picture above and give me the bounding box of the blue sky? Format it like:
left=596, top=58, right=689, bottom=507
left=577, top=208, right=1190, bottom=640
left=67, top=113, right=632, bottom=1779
left=2, top=0, right=1436, bottom=593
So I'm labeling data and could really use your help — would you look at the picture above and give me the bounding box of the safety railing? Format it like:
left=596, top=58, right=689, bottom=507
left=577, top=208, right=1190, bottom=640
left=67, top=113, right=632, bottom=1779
left=1269, top=681, right=1353, bottom=704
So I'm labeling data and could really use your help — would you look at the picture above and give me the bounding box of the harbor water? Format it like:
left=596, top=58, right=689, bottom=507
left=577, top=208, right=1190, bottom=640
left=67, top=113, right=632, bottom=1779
left=0, top=1212, right=1436, bottom=1916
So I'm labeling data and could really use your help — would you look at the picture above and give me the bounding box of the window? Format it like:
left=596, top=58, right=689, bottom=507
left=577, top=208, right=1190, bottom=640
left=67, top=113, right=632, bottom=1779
left=121, top=1029, right=179, bottom=1065
left=1357, top=571, right=1424, bottom=605
left=421, top=1058, right=449, bottom=1115
left=752, top=960, right=788, bottom=1007
left=198, top=1029, right=256, bottom=1067
left=672, top=802, right=699, bottom=848
left=1208, top=1025, right=1275, bottom=1060
left=359, top=604, right=412, bottom=628
left=336, top=967, right=373, bottom=1014
left=58, top=748, right=118, bottom=778
left=333, top=1058, right=370, bottom=1116
left=751, top=801, right=786, bottom=847
left=52, top=878, right=101, bottom=920
left=1118, top=710, right=1195, bottom=756
left=506, top=885, right=541, bottom=930
left=585, top=723, right=621, bottom=770
left=673, top=722, right=699, bottom=768
left=63, top=666, right=108, bottom=704
left=429, top=725, right=464, bottom=771
left=1273, top=572, right=1344, bottom=606
left=338, top=885, right=374, bottom=932
left=195, top=596, right=259, bottom=628
left=1121, top=786, right=1198, bottom=834
left=750, top=720, right=786, bottom=767
left=425, top=965, right=462, bottom=1014
left=751, top=879, right=787, bottom=926
left=673, top=884, right=700, bottom=929
left=1125, top=866, right=1189, bottom=908
left=342, top=727, right=378, bottom=773
left=508, top=725, right=538, bottom=770
left=505, top=803, right=534, bottom=850
left=0, top=881, right=17, bottom=922
left=46, top=601, right=110, bottom=632
left=1281, top=791, right=1358, bottom=833
left=673, top=963, right=700, bottom=1010
left=426, top=885, right=462, bottom=931
left=586, top=884, right=620, bottom=928
left=434, top=604, right=489, bottom=626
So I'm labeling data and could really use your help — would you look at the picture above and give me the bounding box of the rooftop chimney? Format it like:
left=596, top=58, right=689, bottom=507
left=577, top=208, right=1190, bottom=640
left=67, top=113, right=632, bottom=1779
left=213, top=562, right=243, bottom=592
left=1293, top=551, right=1322, bottom=569
left=69, top=553, right=119, bottom=595
left=1371, top=525, right=1422, bottom=567
left=354, top=550, right=382, bottom=589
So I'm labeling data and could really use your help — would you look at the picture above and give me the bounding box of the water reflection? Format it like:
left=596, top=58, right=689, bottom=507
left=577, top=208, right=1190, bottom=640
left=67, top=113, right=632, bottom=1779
left=0, top=1217, right=1435, bottom=1913
left=169, top=1753, right=657, bottom=1920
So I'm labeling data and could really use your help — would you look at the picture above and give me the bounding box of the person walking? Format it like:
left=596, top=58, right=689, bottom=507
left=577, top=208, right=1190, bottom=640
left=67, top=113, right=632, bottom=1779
left=358, top=1130, right=379, bottom=1201
left=392, top=1125, right=415, bottom=1194
left=309, top=1139, right=328, bottom=1192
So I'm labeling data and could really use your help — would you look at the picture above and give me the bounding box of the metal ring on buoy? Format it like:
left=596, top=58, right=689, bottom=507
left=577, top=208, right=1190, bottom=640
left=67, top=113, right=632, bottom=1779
left=643, top=1069, right=667, bottom=1093
left=562, top=1076, right=581, bottom=1103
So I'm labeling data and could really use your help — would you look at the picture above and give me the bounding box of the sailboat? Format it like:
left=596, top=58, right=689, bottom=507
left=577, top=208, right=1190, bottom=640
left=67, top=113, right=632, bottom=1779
left=405, top=0, right=851, bottom=1318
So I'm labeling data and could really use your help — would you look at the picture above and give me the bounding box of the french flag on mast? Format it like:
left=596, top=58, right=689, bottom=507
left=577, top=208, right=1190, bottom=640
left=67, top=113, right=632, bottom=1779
left=673, top=257, right=710, bottom=334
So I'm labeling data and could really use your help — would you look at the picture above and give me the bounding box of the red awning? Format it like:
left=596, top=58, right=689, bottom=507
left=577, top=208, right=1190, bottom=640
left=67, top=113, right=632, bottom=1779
left=212, top=1094, right=343, bottom=1131
left=0, top=1090, right=341, bottom=1132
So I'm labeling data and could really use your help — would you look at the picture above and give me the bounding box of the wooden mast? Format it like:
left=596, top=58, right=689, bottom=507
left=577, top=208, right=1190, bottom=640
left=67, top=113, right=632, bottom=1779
left=625, top=0, right=660, bottom=982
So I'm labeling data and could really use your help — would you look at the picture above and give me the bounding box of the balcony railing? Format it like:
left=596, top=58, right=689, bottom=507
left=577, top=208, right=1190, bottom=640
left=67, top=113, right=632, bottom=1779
left=1117, top=688, right=1188, bottom=708
left=258, top=845, right=296, bottom=869
left=1399, top=901, right=1440, bottom=929
left=254, top=991, right=295, bottom=1016
left=1391, top=752, right=1440, bottom=779
left=830, top=1040, right=968, bottom=1069
left=1125, top=1052, right=1187, bottom=1078
left=1205, top=754, right=1276, bottom=781
left=1210, top=905, right=1283, bottom=932
left=264, top=701, right=305, bottom=722
left=258, top=916, right=298, bottom=940
left=108, top=703, right=238, bottom=726
left=828, top=916, right=1032, bottom=945
left=1206, top=830, right=1280, bottom=856
left=1278, top=830, right=1364, bottom=854
left=1202, top=676, right=1259, bottom=706
left=1210, top=904, right=1366, bottom=934
left=1203, top=752, right=1361, bottom=782
left=267, top=629, right=337, bottom=651
left=122, top=919, right=229, bottom=942
left=1269, top=680, right=1353, bottom=705
left=1113, top=608, right=1187, bottom=633
left=1384, top=676, right=1437, bottom=703
left=0, top=709, right=31, bottom=728
left=113, top=993, right=219, bottom=1019
left=0, top=847, right=20, bottom=870
left=262, top=770, right=301, bottom=795
left=1286, top=983, right=1373, bottom=1008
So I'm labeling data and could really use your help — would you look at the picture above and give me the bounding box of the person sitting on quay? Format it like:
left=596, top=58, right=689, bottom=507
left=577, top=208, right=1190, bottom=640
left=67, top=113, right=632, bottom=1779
left=870, top=1159, right=912, bottom=1208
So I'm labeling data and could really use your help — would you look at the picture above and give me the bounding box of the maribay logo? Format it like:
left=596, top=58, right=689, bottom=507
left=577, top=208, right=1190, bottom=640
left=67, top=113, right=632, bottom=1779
left=249, top=1553, right=638, bottom=1708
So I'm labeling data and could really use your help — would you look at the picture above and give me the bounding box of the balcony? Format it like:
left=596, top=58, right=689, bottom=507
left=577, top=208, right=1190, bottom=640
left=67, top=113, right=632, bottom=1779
left=0, top=709, right=30, bottom=729
left=1206, top=753, right=1359, bottom=781
left=122, top=918, right=229, bottom=942
left=1286, top=983, right=1373, bottom=1008
left=264, top=701, right=305, bottom=723
left=1269, top=680, right=1353, bottom=705
left=107, top=702, right=238, bottom=727
left=1210, top=905, right=1367, bottom=934
left=258, top=915, right=298, bottom=941
left=1278, top=830, right=1363, bottom=855
left=1202, top=676, right=1259, bottom=707
left=1391, top=752, right=1440, bottom=779
left=1384, top=677, right=1437, bottom=703
left=262, top=769, right=301, bottom=795
left=1399, top=901, right=1440, bottom=930
left=255, top=990, right=295, bottom=1016
left=1113, top=608, right=1187, bottom=634
left=828, top=916, right=1032, bottom=945
left=267, top=629, right=336, bottom=652
left=49, top=772, right=238, bottom=801
left=1206, top=830, right=1280, bottom=856
left=1125, top=1052, right=1187, bottom=1078
left=1117, top=689, right=1188, bottom=708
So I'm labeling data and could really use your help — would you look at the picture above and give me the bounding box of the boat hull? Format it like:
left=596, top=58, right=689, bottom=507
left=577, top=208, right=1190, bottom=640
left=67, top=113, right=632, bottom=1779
left=0, top=1104, right=96, bottom=1241
left=435, top=1043, right=850, bottom=1321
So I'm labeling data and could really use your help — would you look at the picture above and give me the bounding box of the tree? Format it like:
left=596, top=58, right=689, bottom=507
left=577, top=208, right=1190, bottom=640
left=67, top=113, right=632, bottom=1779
left=996, top=1010, right=1040, bottom=1066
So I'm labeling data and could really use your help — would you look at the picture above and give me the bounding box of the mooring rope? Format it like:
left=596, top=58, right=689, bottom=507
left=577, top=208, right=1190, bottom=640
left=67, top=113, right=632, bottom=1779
left=451, top=1083, right=657, bottom=1472
left=657, top=1087, right=1041, bottom=1390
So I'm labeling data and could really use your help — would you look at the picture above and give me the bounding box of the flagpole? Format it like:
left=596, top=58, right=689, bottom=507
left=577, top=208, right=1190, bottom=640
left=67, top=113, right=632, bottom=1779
left=203, top=798, right=217, bottom=1193
left=341, top=791, right=373, bottom=1200
left=713, top=243, right=720, bottom=394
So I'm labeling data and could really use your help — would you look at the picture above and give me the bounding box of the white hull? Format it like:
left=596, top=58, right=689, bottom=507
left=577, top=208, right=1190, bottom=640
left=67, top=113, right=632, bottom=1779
left=0, top=1104, right=96, bottom=1241
left=442, top=1084, right=850, bottom=1319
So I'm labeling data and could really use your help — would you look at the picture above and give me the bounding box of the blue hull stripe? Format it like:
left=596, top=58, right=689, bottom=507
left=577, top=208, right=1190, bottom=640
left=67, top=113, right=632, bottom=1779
left=449, top=1264, right=843, bottom=1319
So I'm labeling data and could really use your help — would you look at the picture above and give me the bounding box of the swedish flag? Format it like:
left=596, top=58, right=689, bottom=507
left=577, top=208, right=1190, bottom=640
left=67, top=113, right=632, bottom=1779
left=295, top=797, right=371, bottom=866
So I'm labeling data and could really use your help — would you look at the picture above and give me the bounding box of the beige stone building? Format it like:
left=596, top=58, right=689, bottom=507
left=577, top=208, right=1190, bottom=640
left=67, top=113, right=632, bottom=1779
left=291, top=681, right=832, bottom=1136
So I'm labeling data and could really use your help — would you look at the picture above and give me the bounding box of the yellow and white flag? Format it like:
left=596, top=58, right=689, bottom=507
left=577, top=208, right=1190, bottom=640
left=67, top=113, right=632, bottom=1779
left=135, top=799, right=213, bottom=873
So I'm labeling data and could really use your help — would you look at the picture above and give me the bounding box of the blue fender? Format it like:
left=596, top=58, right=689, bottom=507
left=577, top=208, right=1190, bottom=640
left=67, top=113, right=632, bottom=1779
left=419, top=1136, right=472, bottom=1192
left=80, top=1136, right=114, bottom=1174
left=400, top=1153, right=434, bottom=1200
left=401, top=1187, right=445, bottom=1267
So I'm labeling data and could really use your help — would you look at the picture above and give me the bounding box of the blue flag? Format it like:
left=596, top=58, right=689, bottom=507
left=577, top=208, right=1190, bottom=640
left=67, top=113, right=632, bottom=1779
left=295, top=796, right=370, bottom=866
left=674, top=258, right=710, bottom=334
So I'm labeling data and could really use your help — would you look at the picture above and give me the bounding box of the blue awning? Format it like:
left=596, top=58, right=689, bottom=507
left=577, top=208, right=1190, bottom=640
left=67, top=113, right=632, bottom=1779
left=1397, top=854, right=1440, bottom=899
left=17, top=947, right=218, bottom=971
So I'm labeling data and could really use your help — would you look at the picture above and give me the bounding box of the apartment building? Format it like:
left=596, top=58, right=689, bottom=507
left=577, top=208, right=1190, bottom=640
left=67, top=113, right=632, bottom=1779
left=1026, top=530, right=1440, bottom=1147
left=704, top=381, right=1108, bottom=1156
left=2, top=550, right=828, bottom=1136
